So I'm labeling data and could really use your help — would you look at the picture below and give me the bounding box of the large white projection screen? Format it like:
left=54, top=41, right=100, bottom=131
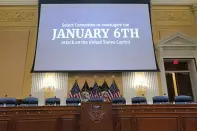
left=34, top=4, right=157, bottom=71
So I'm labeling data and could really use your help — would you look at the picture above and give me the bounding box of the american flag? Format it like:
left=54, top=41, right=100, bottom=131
left=69, top=80, right=81, bottom=98
left=100, top=80, right=111, bottom=102
left=90, top=82, right=101, bottom=98
left=109, top=80, right=121, bottom=98
left=81, top=81, right=90, bottom=99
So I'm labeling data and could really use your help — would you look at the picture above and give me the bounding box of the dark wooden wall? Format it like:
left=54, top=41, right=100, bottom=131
left=0, top=105, right=197, bottom=131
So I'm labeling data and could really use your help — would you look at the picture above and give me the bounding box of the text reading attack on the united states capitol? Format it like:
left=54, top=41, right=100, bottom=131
left=51, top=23, right=140, bottom=45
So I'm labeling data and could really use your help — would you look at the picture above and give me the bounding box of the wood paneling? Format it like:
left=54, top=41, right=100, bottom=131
left=0, top=120, right=8, bottom=131
left=137, top=117, right=178, bottom=131
left=0, top=105, right=197, bottom=131
left=183, top=117, right=197, bottom=131
left=62, top=118, right=76, bottom=131
left=81, top=103, right=113, bottom=131
left=120, top=117, right=132, bottom=131
left=15, top=119, right=57, bottom=131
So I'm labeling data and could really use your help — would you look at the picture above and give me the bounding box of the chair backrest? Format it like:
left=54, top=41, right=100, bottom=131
left=0, top=98, right=5, bottom=105
left=112, top=97, right=126, bottom=104
left=45, top=97, right=60, bottom=105
left=153, top=96, right=169, bottom=104
left=175, top=95, right=193, bottom=104
left=66, top=98, right=81, bottom=105
left=132, top=97, right=147, bottom=104
left=22, top=97, right=38, bottom=106
left=0, top=98, right=17, bottom=106
left=88, top=98, right=104, bottom=102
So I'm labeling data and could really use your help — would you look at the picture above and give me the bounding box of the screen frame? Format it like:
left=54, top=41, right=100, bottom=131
left=31, top=0, right=159, bottom=73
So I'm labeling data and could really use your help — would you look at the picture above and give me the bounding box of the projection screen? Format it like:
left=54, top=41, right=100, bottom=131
left=33, top=4, right=157, bottom=71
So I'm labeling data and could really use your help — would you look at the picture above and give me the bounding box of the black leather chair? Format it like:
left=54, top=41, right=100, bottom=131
left=88, top=98, right=104, bottom=102
left=45, top=97, right=60, bottom=105
left=153, top=96, right=169, bottom=104
left=22, top=97, right=39, bottom=106
left=112, top=97, right=126, bottom=104
left=175, top=95, right=193, bottom=104
left=66, top=98, right=81, bottom=105
left=0, top=97, right=16, bottom=106
left=132, top=97, right=147, bottom=104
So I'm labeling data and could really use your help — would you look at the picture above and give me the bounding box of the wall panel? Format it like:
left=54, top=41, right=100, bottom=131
left=0, top=6, right=38, bottom=98
left=0, top=30, right=29, bottom=98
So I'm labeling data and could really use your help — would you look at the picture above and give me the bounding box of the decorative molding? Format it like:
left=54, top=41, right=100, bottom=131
left=151, top=0, right=197, bottom=5
left=162, top=46, right=196, bottom=50
left=192, top=4, right=197, bottom=11
left=0, top=10, right=35, bottom=22
left=151, top=8, right=194, bottom=26
left=0, top=7, right=38, bottom=27
left=192, top=4, right=197, bottom=23
left=154, top=11, right=191, bottom=21
left=0, top=0, right=38, bottom=5
left=157, top=32, right=197, bottom=49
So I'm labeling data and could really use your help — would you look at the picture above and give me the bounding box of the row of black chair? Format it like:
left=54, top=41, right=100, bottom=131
left=0, top=97, right=72, bottom=106
left=66, top=95, right=194, bottom=105
left=132, top=95, right=193, bottom=104
left=0, top=97, right=39, bottom=106
left=0, top=95, right=193, bottom=106
left=0, top=97, right=60, bottom=106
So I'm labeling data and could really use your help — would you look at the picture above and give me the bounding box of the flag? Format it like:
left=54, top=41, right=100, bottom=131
left=109, top=80, right=121, bottom=98
left=100, top=80, right=111, bottom=102
left=89, top=87, right=93, bottom=94
left=90, top=81, right=101, bottom=98
left=69, top=80, right=81, bottom=98
left=81, top=81, right=90, bottom=99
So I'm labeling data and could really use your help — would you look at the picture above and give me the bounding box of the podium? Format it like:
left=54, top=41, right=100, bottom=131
left=80, top=102, right=113, bottom=131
